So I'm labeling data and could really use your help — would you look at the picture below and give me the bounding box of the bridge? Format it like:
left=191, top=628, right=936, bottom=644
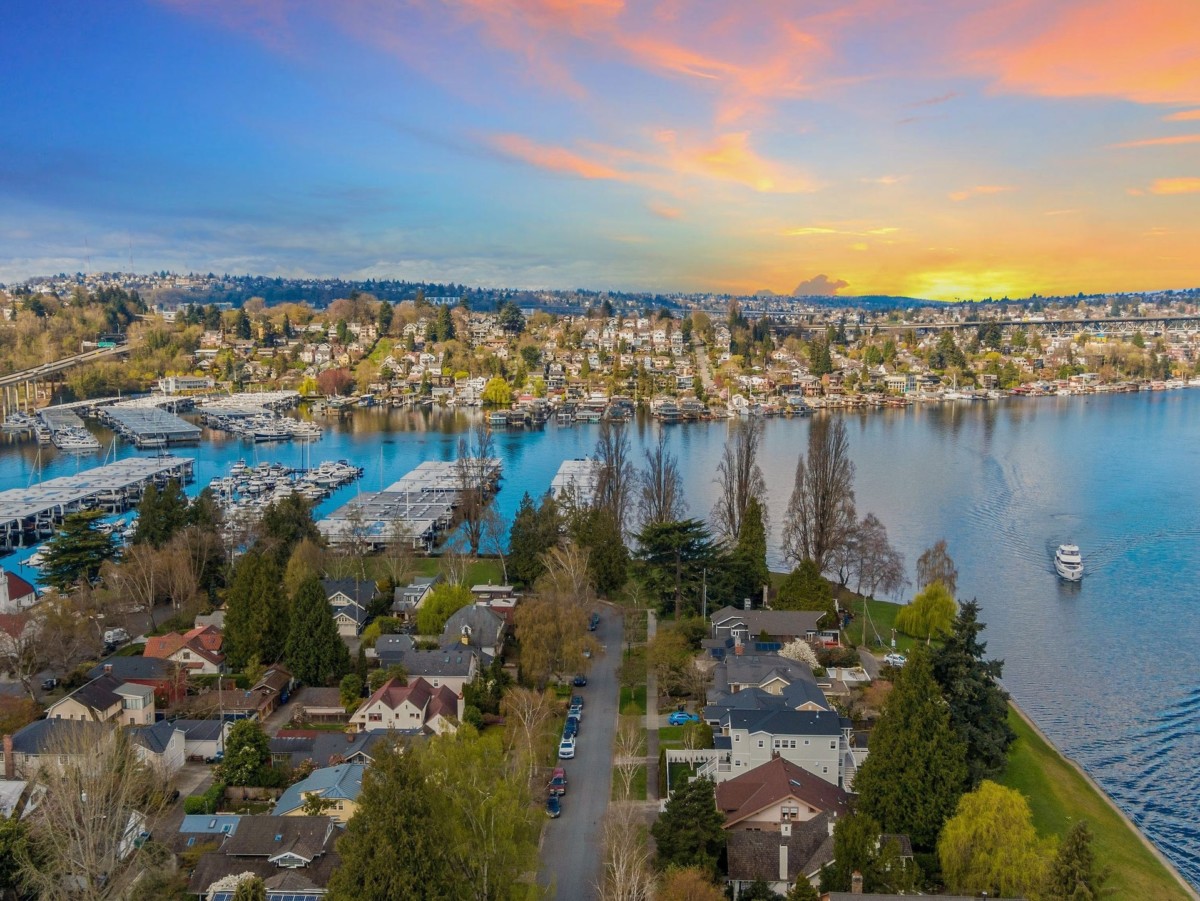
left=0, top=343, right=132, bottom=416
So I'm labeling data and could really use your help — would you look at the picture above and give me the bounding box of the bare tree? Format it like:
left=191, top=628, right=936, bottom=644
left=538, top=542, right=595, bottom=606
left=456, top=422, right=497, bottom=555
left=637, top=431, right=685, bottom=529
left=0, top=613, right=43, bottom=697
left=104, top=543, right=163, bottom=628
left=513, top=593, right=595, bottom=689
left=38, top=591, right=96, bottom=674
left=19, top=724, right=170, bottom=901
left=782, top=416, right=857, bottom=574
left=478, top=507, right=509, bottom=584
left=599, top=804, right=654, bottom=901
left=593, top=420, right=635, bottom=534
left=854, top=513, right=908, bottom=600
left=380, top=515, right=416, bottom=586
left=711, top=417, right=767, bottom=542
left=500, top=687, right=555, bottom=790
left=916, top=538, right=958, bottom=595
left=613, top=719, right=647, bottom=801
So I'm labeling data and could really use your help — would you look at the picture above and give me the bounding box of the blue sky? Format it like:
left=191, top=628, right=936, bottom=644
left=1, top=0, right=1198, bottom=298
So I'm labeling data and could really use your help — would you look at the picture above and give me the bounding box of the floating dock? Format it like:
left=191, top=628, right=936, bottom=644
left=550, top=458, right=601, bottom=508
left=0, top=456, right=194, bottom=551
left=98, top=402, right=202, bottom=448
left=318, top=459, right=500, bottom=551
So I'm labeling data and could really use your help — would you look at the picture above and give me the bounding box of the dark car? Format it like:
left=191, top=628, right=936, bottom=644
left=571, top=695, right=584, bottom=709
left=40, top=677, right=59, bottom=691
left=563, top=720, right=577, bottom=740
left=588, top=612, right=600, bottom=631
left=572, top=673, right=587, bottom=687
left=545, top=795, right=561, bottom=818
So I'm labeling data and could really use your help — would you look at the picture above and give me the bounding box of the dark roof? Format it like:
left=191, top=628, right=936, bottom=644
left=221, top=815, right=334, bottom=861
left=10, top=718, right=109, bottom=753
left=187, top=850, right=342, bottom=897
left=725, top=813, right=836, bottom=883
left=715, top=653, right=816, bottom=693
left=715, top=757, right=850, bottom=827
left=299, top=687, right=345, bottom=710
left=4, top=571, right=36, bottom=602
left=86, top=657, right=177, bottom=682
left=710, top=606, right=825, bottom=636
left=128, top=720, right=181, bottom=755
left=441, top=605, right=504, bottom=647
left=269, top=730, right=392, bottom=768
left=704, top=686, right=789, bottom=720
left=173, top=719, right=227, bottom=741
left=725, top=708, right=843, bottom=737
left=782, top=678, right=831, bottom=710
left=322, top=579, right=375, bottom=607
left=331, top=601, right=369, bottom=626
left=60, top=673, right=125, bottom=713
left=378, top=645, right=477, bottom=678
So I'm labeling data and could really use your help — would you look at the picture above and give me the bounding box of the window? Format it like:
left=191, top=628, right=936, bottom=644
left=758, top=740, right=764, bottom=748
left=368, top=713, right=382, bottom=723
left=822, top=766, right=829, bottom=774
left=830, top=740, right=837, bottom=749
left=734, top=734, right=740, bottom=742
left=803, top=739, right=809, bottom=746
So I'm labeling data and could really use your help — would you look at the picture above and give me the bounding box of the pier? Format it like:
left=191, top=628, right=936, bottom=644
left=550, top=458, right=601, bottom=508
left=98, top=400, right=202, bottom=448
left=319, top=459, right=500, bottom=551
left=0, top=456, right=194, bottom=551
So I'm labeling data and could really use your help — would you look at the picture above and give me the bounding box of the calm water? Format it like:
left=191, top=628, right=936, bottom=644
left=4, top=392, right=1199, bottom=885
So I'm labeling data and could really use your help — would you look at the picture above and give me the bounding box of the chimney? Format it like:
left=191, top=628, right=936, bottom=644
left=743, top=597, right=752, bottom=611
left=762, top=584, right=769, bottom=609
left=850, top=871, right=863, bottom=894
left=734, top=643, right=743, bottom=656
left=104, top=664, right=113, bottom=674
left=3, top=734, right=14, bottom=781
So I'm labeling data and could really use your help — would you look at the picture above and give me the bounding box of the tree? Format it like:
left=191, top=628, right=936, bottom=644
left=633, top=519, right=720, bottom=619
left=40, top=511, right=117, bottom=590
left=257, top=493, right=322, bottom=568
left=339, top=673, right=364, bottom=712
left=779, top=638, right=820, bottom=669
left=423, top=727, right=540, bottom=901
left=328, top=743, right=467, bottom=901
left=496, top=300, right=525, bottom=335
left=896, top=581, right=957, bottom=644
left=0, top=816, right=34, bottom=900
left=415, top=582, right=473, bottom=636
left=513, top=592, right=592, bottom=688
left=938, top=780, right=1049, bottom=898
left=782, top=417, right=856, bottom=574
left=638, top=432, right=685, bottom=528
left=594, top=421, right=635, bottom=535
left=480, top=376, right=512, bottom=407
left=223, top=549, right=288, bottom=668
left=508, top=493, right=553, bottom=587
left=728, top=495, right=769, bottom=604
left=283, top=538, right=326, bottom=600
left=132, top=479, right=190, bottom=548
left=738, top=880, right=785, bottom=900
left=217, top=719, right=272, bottom=787
left=376, top=299, right=394, bottom=335
left=613, top=718, right=647, bottom=801
left=317, top=367, right=353, bottom=396
left=646, top=627, right=696, bottom=703
left=456, top=422, right=497, bottom=556
left=916, top=539, right=958, bottom=596
left=712, top=417, right=767, bottom=542
left=500, top=688, right=555, bottom=789
left=601, top=804, right=655, bottom=901
left=231, top=876, right=267, bottom=901
left=853, top=647, right=968, bottom=850
left=651, top=777, right=726, bottom=875
left=1043, top=820, right=1110, bottom=901
left=774, top=560, right=835, bottom=622
left=656, top=866, right=724, bottom=900
left=285, top=576, right=351, bottom=686
left=787, top=879, right=820, bottom=901
left=18, top=725, right=168, bottom=901
left=570, top=507, right=628, bottom=596
left=842, top=513, right=906, bottom=600
left=931, top=600, right=1014, bottom=787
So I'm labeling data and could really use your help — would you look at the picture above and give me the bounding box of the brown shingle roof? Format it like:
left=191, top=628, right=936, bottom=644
left=716, top=757, right=850, bottom=828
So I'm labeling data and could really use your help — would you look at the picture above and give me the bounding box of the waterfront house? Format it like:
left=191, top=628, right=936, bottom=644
left=0, top=570, right=37, bottom=614
left=710, top=652, right=821, bottom=697
left=710, top=607, right=826, bottom=649
left=721, top=708, right=856, bottom=788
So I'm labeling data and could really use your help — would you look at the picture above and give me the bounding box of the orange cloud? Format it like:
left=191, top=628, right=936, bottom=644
left=661, top=131, right=816, bottom=193
left=647, top=200, right=682, bottom=219
left=949, top=185, right=1013, bottom=202
left=1149, top=178, right=1200, bottom=195
left=1164, top=109, right=1200, bottom=121
left=488, top=134, right=630, bottom=181
left=1112, top=134, right=1200, bottom=148
left=970, top=0, right=1200, bottom=105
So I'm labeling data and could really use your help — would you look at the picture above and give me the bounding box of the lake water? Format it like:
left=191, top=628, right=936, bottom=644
left=4, top=391, right=1199, bottom=886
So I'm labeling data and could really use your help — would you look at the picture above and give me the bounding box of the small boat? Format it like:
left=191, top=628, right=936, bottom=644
left=1055, top=544, right=1083, bottom=581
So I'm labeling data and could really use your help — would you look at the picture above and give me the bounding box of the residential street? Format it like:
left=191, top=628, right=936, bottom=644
left=538, top=608, right=620, bottom=900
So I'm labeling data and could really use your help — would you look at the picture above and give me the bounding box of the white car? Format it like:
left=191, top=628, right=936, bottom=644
left=883, top=653, right=907, bottom=668
left=558, top=736, right=576, bottom=760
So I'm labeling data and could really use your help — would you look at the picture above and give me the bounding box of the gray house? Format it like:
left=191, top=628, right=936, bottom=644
left=441, top=605, right=506, bottom=660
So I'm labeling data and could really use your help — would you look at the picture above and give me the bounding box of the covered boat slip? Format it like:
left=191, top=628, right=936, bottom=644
left=0, top=455, right=194, bottom=550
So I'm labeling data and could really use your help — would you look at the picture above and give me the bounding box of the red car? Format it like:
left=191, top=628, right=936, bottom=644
left=549, top=766, right=567, bottom=796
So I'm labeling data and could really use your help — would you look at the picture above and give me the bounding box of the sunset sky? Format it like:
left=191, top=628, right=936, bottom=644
left=1, top=1, right=1198, bottom=299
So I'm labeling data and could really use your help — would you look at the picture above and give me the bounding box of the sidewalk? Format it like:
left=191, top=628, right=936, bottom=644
left=645, top=610, right=660, bottom=803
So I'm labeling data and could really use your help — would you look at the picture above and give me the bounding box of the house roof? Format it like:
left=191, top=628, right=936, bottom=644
left=128, top=720, right=182, bottom=755
left=183, top=624, right=224, bottom=653
left=725, top=813, right=837, bottom=884
left=376, top=643, right=477, bottom=678
left=0, top=613, right=30, bottom=640
left=53, top=674, right=127, bottom=715
left=710, top=607, right=825, bottom=636
left=87, top=657, right=177, bottom=682
left=715, top=757, right=850, bottom=828
left=332, top=602, right=369, bottom=626
left=703, top=686, right=789, bottom=720
left=179, top=814, right=241, bottom=835
left=441, top=604, right=504, bottom=647
left=220, top=814, right=334, bottom=861
left=142, top=633, right=187, bottom=659
left=322, top=579, right=375, bottom=607
left=4, top=571, right=36, bottom=603
left=725, top=708, right=844, bottom=738
left=273, top=763, right=366, bottom=815
left=715, top=653, right=816, bottom=693
left=174, top=719, right=227, bottom=742
left=782, top=678, right=831, bottom=711
left=10, top=718, right=108, bottom=754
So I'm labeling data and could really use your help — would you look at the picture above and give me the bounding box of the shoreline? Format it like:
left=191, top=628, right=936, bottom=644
left=1006, top=699, right=1199, bottom=900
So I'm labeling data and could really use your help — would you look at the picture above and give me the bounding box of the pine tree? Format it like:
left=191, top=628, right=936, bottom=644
left=1043, top=820, right=1109, bottom=900
left=285, top=576, right=351, bottom=685
left=507, top=493, right=543, bottom=587
left=41, top=510, right=118, bottom=589
left=257, top=493, right=322, bottom=567
left=650, top=777, right=727, bottom=876
left=134, top=478, right=189, bottom=548
left=223, top=550, right=288, bottom=668
left=931, top=600, right=1015, bottom=787
left=327, top=744, right=467, bottom=901
left=853, top=647, right=968, bottom=850
left=728, top=495, right=770, bottom=604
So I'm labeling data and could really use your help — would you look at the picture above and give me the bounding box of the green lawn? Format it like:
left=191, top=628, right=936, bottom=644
left=411, top=556, right=507, bottom=587
left=620, top=685, right=647, bottom=716
left=366, top=338, right=394, bottom=364
left=657, top=725, right=686, bottom=748
left=611, top=764, right=647, bottom=801
left=998, top=707, right=1193, bottom=901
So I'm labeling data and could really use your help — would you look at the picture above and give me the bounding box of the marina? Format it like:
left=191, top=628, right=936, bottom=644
left=196, top=392, right=320, bottom=442
left=207, top=458, right=363, bottom=524
left=318, top=458, right=501, bottom=551
left=549, top=458, right=601, bottom=508
left=0, top=455, right=194, bottom=551
left=97, top=400, right=202, bottom=448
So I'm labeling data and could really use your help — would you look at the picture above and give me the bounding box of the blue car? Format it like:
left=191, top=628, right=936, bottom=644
left=668, top=711, right=701, bottom=726
left=546, top=795, right=561, bottom=818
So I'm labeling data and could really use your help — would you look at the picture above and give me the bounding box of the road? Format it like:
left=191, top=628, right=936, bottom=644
left=538, top=608, right=620, bottom=900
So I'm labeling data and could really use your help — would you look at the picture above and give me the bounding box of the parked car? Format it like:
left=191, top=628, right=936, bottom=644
left=548, top=773, right=567, bottom=796
left=884, top=653, right=907, bottom=668
left=572, top=674, right=587, bottom=687
left=568, top=703, right=583, bottom=719
left=668, top=711, right=701, bottom=726
left=40, top=677, right=59, bottom=691
left=558, top=736, right=576, bottom=760
left=571, top=694, right=584, bottom=709
left=563, top=719, right=578, bottom=740
left=545, top=795, right=561, bottom=818
left=103, top=628, right=129, bottom=645
left=588, top=612, right=600, bottom=631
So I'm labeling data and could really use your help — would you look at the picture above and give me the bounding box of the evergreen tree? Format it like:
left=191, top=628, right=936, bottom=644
left=40, top=510, right=118, bottom=589
left=634, top=518, right=721, bottom=618
left=327, top=744, right=468, bottom=901
left=435, top=305, right=455, bottom=341
left=223, top=550, right=289, bottom=668
left=728, top=496, right=770, bottom=604
left=1043, top=820, right=1109, bottom=900
left=650, top=777, right=726, bottom=876
left=821, top=812, right=881, bottom=892
left=787, top=879, right=821, bottom=901
left=774, top=559, right=835, bottom=621
left=134, top=479, right=189, bottom=548
left=376, top=300, right=394, bottom=335
left=930, top=600, right=1014, bottom=787
left=234, top=308, right=252, bottom=339
left=217, top=719, right=271, bottom=786
left=508, top=493, right=549, bottom=587
left=257, top=493, right=322, bottom=567
left=186, top=486, right=223, bottom=530
left=853, top=647, right=968, bottom=850
left=285, top=576, right=351, bottom=685
left=570, top=507, right=628, bottom=596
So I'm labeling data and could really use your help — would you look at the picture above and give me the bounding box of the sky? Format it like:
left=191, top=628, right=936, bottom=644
left=0, top=0, right=1198, bottom=300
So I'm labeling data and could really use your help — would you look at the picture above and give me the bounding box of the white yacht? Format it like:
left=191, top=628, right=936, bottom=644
left=1055, top=544, right=1084, bottom=581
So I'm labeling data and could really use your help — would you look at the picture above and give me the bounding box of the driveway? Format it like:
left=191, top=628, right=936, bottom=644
left=538, top=608, right=621, bottom=900
left=856, top=646, right=881, bottom=681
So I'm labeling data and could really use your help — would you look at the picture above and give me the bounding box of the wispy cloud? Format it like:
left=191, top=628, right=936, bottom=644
left=907, top=91, right=957, bottom=108
left=782, top=224, right=898, bottom=237
left=949, top=185, right=1013, bottom=202
left=1164, top=109, right=1200, bottom=122
left=1111, top=134, right=1200, bottom=148
left=487, top=134, right=631, bottom=182
left=1149, top=177, right=1200, bottom=195
left=647, top=199, right=682, bottom=220
left=861, top=175, right=905, bottom=186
